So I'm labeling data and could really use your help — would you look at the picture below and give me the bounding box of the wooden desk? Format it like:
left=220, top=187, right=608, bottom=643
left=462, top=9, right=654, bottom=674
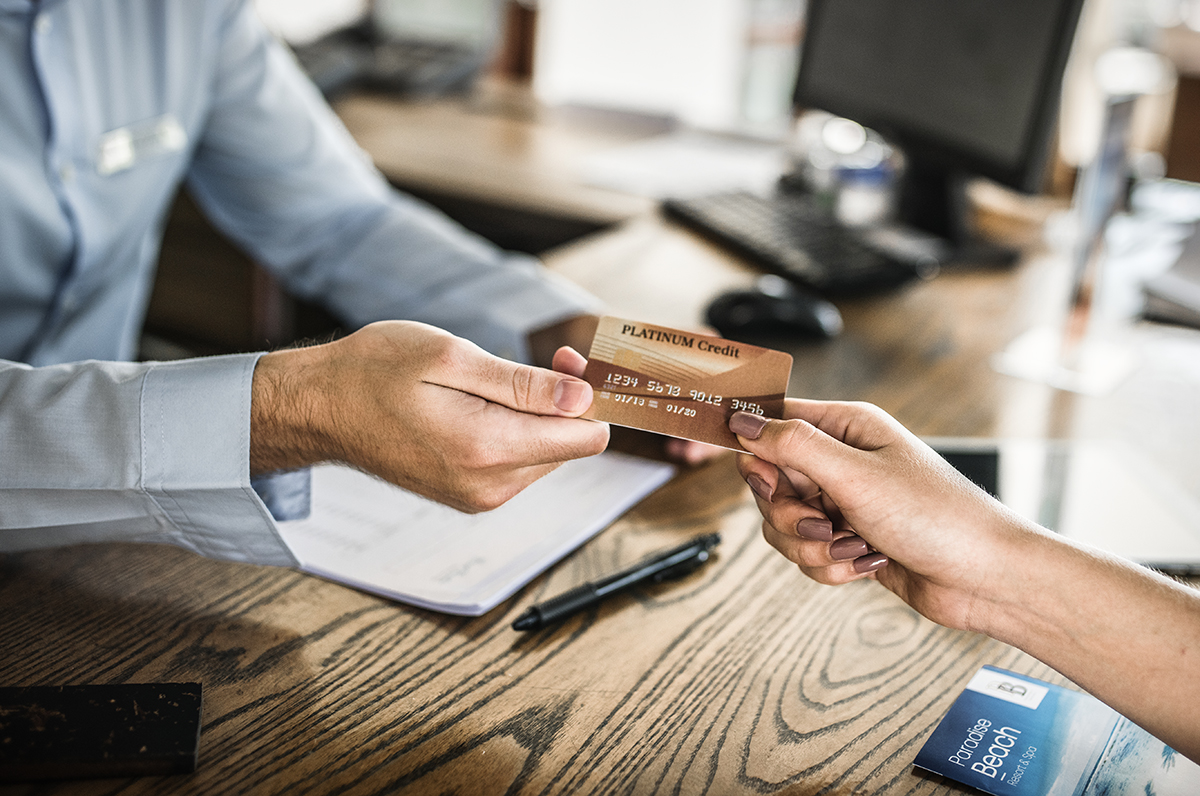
left=5, top=89, right=1200, bottom=795
left=332, top=85, right=658, bottom=227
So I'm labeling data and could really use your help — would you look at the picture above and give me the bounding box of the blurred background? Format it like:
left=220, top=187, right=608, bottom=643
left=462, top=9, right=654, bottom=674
left=143, top=0, right=1200, bottom=358
left=252, top=0, right=1199, bottom=185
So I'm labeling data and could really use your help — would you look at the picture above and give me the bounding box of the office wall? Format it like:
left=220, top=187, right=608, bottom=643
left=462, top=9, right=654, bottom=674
left=533, top=0, right=801, bottom=131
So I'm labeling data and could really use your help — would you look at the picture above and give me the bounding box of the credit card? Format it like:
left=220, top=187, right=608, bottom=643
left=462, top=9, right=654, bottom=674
left=582, top=317, right=792, bottom=451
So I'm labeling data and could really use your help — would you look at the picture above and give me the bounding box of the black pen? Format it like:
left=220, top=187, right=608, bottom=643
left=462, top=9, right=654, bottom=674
left=511, top=533, right=721, bottom=631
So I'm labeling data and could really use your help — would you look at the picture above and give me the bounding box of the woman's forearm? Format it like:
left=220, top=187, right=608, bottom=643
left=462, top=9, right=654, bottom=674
left=975, top=526, right=1200, bottom=762
left=730, top=401, right=1200, bottom=762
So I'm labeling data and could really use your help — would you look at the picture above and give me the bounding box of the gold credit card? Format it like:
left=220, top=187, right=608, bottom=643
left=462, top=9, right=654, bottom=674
left=582, top=317, right=792, bottom=451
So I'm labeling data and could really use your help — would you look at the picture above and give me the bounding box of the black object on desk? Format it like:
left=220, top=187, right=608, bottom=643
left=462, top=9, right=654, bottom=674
left=291, top=22, right=493, bottom=99
left=663, top=191, right=943, bottom=297
left=0, top=683, right=202, bottom=782
left=513, top=533, right=721, bottom=631
left=706, top=275, right=843, bottom=341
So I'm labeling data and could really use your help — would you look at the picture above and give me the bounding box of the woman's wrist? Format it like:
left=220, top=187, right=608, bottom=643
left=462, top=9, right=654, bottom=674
left=964, top=519, right=1177, bottom=666
left=961, top=520, right=1069, bottom=640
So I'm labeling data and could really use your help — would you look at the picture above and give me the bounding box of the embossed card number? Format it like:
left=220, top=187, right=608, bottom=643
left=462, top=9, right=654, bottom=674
left=581, top=317, right=792, bottom=451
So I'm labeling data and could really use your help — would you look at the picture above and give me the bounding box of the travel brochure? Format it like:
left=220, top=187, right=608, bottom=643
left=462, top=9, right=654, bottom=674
left=915, top=666, right=1199, bottom=795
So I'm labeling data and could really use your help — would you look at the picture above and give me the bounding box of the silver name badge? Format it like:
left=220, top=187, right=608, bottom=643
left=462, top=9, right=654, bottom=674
left=96, top=114, right=187, bottom=176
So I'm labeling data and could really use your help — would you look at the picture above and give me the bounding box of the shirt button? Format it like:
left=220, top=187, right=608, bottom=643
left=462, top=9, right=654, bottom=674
left=34, top=13, right=52, bottom=35
left=59, top=163, right=75, bottom=183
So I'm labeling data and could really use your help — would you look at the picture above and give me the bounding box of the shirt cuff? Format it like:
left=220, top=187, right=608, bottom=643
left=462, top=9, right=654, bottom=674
left=140, top=352, right=298, bottom=566
left=251, top=468, right=312, bottom=521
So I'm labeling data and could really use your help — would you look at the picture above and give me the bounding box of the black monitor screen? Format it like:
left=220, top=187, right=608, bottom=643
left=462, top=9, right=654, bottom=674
left=794, top=0, right=1084, bottom=193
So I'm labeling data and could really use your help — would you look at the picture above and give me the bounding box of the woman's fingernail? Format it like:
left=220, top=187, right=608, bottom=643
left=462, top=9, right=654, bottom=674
left=745, top=472, right=774, bottom=503
left=796, top=517, right=834, bottom=541
left=729, top=411, right=768, bottom=440
left=853, top=553, right=889, bottom=574
left=554, top=379, right=590, bottom=412
left=829, top=536, right=869, bottom=560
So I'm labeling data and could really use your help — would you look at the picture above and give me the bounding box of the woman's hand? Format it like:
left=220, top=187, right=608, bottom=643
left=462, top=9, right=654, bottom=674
left=730, top=398, right=1200, bottom=764
left=729, top=398, right=1034, bottom=633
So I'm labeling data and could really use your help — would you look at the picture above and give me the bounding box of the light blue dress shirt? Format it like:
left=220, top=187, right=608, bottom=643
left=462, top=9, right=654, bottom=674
left=0, top=0, right=601, bottom=565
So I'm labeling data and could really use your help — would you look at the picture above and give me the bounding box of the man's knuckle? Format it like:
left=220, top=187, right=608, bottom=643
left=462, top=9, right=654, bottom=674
left=462, top=444, right=503, bottom=471
left=586, top=431, right=609, bottom=455
left=579, top=423, right=610, bottom=454
left=427, top=334, right=466, bottom=372
left=510, top=366, right=538, bottom=408
left=471, top=483, right=519, bottom=512
left=545, top=423, right=609, bottom=461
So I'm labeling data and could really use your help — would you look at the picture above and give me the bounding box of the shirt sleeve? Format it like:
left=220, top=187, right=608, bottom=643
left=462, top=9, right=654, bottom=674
left=185, top=0, right=602, bottom=364
left=0, top=354, right=297, bottom=567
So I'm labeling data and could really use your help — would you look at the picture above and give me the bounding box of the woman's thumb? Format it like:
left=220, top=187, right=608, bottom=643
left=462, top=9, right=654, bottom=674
left=729, top=411, right=853, bottom=485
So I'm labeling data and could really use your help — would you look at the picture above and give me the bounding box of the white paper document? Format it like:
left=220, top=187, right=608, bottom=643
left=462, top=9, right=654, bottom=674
left=580, top=132, right=787, bottom=199
left=277, top=452, right=675, bottom=616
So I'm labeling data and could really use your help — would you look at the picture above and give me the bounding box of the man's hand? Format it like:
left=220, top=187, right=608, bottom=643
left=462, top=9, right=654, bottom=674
left=250, top=321, right=609, bottom=512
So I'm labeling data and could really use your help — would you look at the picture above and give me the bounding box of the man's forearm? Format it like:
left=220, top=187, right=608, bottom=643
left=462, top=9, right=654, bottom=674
left=250, top=345, right=336, bottom=475
left=0, top=356, right=296, bottom=565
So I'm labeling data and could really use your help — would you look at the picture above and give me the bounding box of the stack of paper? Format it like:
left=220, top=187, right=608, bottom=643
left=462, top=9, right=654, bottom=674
left=276, top=452, right=675, bottom=615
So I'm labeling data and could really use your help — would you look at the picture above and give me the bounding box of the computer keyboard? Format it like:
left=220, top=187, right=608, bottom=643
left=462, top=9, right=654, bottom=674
left=662, top=191, right=946, bottom=296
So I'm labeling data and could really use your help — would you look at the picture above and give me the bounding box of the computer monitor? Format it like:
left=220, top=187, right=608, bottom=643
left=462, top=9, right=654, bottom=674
left=793, top=0, right=1086, bottom=261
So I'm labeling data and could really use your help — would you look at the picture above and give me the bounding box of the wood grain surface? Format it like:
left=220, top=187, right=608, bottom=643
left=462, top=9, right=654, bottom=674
left=6, top=89, right=1200, bottom=795
left=5, top=216, right=1199, bottom=795
left=0, top=453, right=1067, bottom=796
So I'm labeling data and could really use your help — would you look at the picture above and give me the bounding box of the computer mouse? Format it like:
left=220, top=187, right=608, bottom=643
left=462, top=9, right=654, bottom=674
left=705, top=275, right=843, bottom=341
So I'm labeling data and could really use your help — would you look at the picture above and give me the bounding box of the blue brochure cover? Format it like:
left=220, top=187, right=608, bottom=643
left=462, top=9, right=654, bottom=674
left=914, top=665, right=1200, bottom=795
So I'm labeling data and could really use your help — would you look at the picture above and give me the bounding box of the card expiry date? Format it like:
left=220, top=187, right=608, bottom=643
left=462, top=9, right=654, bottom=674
left=582, top=316, right=792, bottom=451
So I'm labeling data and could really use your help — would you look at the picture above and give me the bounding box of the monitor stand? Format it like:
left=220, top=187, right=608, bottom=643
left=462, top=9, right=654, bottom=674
left=897, top=157, right=1021, bottom=268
